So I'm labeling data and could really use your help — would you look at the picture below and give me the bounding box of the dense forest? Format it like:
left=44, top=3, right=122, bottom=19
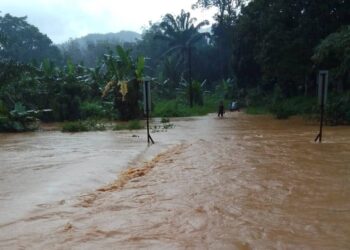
left=0, top=0, right=349, bottom=132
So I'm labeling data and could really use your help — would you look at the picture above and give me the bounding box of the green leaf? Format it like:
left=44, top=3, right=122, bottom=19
left=135, top=56, right=145, bottom=81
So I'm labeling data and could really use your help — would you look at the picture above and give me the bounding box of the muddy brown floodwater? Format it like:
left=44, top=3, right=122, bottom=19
left=0, top=113, right=349, bottom=249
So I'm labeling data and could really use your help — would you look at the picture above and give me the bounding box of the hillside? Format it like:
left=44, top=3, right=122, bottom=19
left=59, top=30, right=141, bottom=48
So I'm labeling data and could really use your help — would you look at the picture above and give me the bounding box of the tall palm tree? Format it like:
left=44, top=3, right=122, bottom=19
left=157, top=10, right=209, bottom=107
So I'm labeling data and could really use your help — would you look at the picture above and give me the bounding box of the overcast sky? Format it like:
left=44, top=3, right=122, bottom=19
left=1, top=0, right=216, bottom=44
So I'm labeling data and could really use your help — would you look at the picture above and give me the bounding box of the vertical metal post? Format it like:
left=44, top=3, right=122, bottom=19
left=315, top=71, right=327, bottom=143
left=144, top=80, right=154, bottom=145
left=318, top=73, right=326, bottom=142
left=188, top=46, right=193, bottom=108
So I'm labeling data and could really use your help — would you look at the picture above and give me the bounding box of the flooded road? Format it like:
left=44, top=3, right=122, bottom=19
left=0, top=113, right=349, bottom=249
left=0, top=131, right=149, bottom=224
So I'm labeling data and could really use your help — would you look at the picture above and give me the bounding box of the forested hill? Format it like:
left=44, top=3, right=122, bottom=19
left=58, top=31, right=141, bottom=66
left=58, top=31, right=141, bottom=48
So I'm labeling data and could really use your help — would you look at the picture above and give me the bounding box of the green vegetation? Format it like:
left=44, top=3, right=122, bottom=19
left=0, top=101, right=40, bottom=132
left=113, top=120, right=144, bottom=131
left=0, top=14, right=62, bottom=64
left=153, top=96, right=218, bottom=118
left=245, top=106, right=270, bottom=115
left=61, top=120, right=106, bottom=132
left=1, top=1, right=349, bottom=132
left=326, top=93, right=350, bottom=125
left=80, top=102, right=107, bottom=119
left=62, top=121, right=89, bottom=132
left=245, top=95, right=318, bottom=119
left=161, top=118, right=170, bottom=123
left=155, top=10, right=209, bottom=107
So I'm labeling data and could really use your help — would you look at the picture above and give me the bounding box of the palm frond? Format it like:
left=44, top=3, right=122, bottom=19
left=195, top=20, right=210, bottom=30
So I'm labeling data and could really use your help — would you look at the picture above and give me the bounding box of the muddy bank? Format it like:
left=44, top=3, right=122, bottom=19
left=0, top=113, right=349, bottom=249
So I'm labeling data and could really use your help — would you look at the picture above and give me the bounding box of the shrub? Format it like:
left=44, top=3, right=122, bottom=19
left=161, top=117, right=170, bottom=123
left=62, top=121, right=89, bottom=132
left=113, top=120, right=144, bottom=131
left=246, top=87, right=268, bottom=107
left=325, top=92, right=350, bottom=125
left=80, top=102, right=106, bottom=119
left=113, top=124, right=127, bottom=130
left=0, top=115, right=11, bottom=132
left=0, top=101, right=8, bottom=116
left=272, top=104, right=294, bottom=119
left=153, top=100, right=190, bottom=117
left=127, top=120, right=144, bottom=130
left=245, top=106, right=270, bottom=115
left=153, top=97, right=217, bottom=118
left=85, top=119, right=106, bottom=131
left=191, top=80, right=204, bottom=106
left=0, top=102, right=40, bottom=132
left=61, top=119, right=106, bottom=132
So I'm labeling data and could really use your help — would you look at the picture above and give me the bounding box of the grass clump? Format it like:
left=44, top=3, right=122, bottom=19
left=245, top=106, right=270, bottom=115
left=270, top=96, right=317, bottom=119
left=113, top=120, right=144, bottom=131
left=113, top=124, right=126, bottom=130
left=80, top=102, right=106, bottom=119
left=61, top=119, right=106, bottom=132
left=153, top=97, right=217, bottom=118
left=161, top=117, right=170, bottom=123
left=127, top=120, right=144, bottom=130
left=62, top=121, right=88, bottom=132
left=245, top=95, right=317, bottom=119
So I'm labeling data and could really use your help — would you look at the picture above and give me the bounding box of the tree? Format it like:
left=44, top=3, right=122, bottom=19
left=312, top=26, right=350, bottom=92
left=60, top=39, right=84, bottom=65
left=0, top=13, right=62, bottom=64
left=156, top=9, right=209, bottom=107
left=193, top=1, right=243, bottom=81
left=0, top=30, right=6, bottom=47
left=102, top=46, right=144, bottom=120
left=135, top=22, right=168, bottom=70
left=231, top=0, right=350, bottom=95
left=193, top=0, right=244, bottom=19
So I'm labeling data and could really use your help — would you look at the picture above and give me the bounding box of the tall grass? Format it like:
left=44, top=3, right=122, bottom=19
left=113, top=120, right=144, bottom=130
left=245, top=106, right=270, bottom=115
left=153, top=96, right=218, bottom=118
left=61, top=119, right=106, bottom=132
left=245, top=95, right=317, bottom=119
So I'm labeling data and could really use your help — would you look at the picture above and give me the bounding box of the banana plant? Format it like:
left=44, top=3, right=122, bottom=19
left=102, top=45, right=131, bottom=99
left=102, top=45, right=145, bottom=120
left=178, top=78, right=206, bottom=106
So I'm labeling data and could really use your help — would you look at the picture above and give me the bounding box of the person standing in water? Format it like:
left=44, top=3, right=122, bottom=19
left=218, top=101, right=224, bottom=118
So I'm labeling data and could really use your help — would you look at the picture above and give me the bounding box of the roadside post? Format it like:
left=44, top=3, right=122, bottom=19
left=143, top=78, right=154, bottom=145
left=314, top=70, right=328, bottom=143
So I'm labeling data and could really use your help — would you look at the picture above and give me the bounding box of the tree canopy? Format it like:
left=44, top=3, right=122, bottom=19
left=1, top=0, right=350, bottom=131
left=156, top=10, right=209, bottom=106
left=0, top=13, right=61, bottom=64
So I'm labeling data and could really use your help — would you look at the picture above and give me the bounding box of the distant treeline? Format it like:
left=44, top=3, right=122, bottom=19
left=0, top=0, right=349, bottom=131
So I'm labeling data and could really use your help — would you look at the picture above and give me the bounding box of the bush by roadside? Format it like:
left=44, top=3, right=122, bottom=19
left=113, top=120, right=144, bottom=131
left=61, top=119, right=106, bottom=132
